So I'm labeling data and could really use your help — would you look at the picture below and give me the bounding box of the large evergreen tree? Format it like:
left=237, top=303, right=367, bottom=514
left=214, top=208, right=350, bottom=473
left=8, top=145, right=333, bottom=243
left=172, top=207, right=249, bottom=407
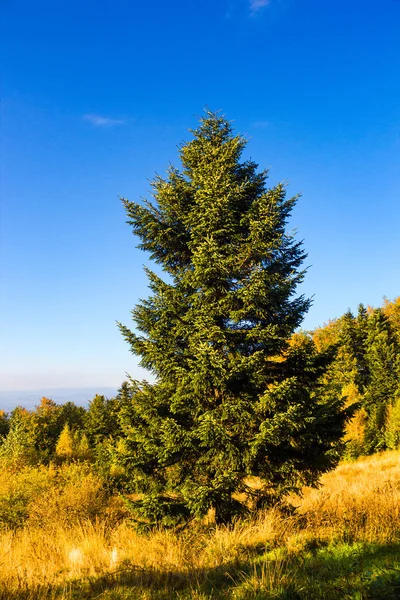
left=118, top=112, right=351, bottom=526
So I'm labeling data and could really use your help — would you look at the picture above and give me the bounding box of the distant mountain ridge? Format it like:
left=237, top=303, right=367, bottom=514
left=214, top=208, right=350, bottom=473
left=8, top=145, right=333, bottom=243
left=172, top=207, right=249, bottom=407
left=0, top=387, right=118, bottom=412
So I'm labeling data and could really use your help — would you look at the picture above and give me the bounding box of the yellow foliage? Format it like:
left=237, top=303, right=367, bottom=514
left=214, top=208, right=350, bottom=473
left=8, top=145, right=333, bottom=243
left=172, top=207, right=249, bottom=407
left=343, top=406, right=367, bottom=458
left=341, top=382, right=360, bottom=406
left=76, top=432, right=92, bottom=461
left=36, top=396, right=58, bottom=413
left=385, top=396, right=400, bottom=449
left=1, top=450, right=400, bottom=597
left=312, top=319, right=341, bottom=351
left=55, top=424, right=74, bottom=459
left=382, top=296, right=400, bottom=340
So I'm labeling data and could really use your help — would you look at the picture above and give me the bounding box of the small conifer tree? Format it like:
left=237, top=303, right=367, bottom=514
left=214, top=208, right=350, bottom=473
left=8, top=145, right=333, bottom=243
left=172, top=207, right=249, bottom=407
left=118, top=111, right=351, bottom=525
left=385, top=397, right=400, bottom=450
left=0, top=420, right=37, bottom=467
left=76, top=432, right=92, bottom=462
left=344, top=406, right=368, bottom=458
left=84, top=395, right=118, bottom=445
left=32, top=397, right=63, bottom=459
left=55, top=423, right=74, bottom=461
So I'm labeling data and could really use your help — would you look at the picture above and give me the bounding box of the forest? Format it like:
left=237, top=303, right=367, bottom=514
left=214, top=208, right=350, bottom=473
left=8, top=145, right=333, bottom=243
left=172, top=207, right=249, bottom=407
left=1, top=113, right=400, bottom=599
left=2, top=296, right=400, bottom=480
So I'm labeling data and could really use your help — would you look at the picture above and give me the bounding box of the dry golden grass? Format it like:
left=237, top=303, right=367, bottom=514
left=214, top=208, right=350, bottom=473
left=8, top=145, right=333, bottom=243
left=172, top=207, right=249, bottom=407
left=0, top=450, right=399, bottom=598
left=0, top=509, right=290, bottom=597
left=291, top=450, right=400, bottom=544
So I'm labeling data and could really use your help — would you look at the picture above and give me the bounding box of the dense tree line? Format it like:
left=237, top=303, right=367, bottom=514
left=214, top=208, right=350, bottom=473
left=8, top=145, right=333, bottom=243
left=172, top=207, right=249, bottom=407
left=0, top=384, right=134, bottom=480
left=1, top=299, right=398, bottom=468
left=0, top=297, right=399, bottom=518
left=312, top=297, right=400, bottom=458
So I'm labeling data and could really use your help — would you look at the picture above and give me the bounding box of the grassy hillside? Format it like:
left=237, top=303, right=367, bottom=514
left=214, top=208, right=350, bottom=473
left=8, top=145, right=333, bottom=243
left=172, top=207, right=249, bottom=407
left=1, top=451, right=400, bottom=599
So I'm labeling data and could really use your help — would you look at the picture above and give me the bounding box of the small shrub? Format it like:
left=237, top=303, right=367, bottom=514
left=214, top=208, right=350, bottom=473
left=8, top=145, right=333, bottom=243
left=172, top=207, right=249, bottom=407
left=0, top=465, right=54, bottom=530
left=0, top=463, right=110, bottom=531
left=28, top=463, right=109, bottom=528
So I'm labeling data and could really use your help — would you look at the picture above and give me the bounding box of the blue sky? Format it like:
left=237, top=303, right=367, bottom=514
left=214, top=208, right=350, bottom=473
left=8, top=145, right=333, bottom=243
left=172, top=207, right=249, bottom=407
left=1, top=0, right=399, bottom=391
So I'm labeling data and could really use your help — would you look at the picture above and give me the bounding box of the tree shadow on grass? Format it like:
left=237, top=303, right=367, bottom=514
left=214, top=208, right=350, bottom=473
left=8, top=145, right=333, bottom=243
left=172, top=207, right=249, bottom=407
left=0, top=560, right=251, bottom=600
left=2, top=542, right=400, bottom=600
left=275, top=541, right=400, bottom=600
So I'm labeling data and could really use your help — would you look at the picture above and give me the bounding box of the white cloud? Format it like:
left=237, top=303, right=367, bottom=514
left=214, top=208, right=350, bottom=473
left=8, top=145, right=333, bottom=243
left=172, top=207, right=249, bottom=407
left=83, top=114, right=125, bottom=127
left=252, top=120, right=271, bottom=128
left=249, top=0, right=270, bottom=14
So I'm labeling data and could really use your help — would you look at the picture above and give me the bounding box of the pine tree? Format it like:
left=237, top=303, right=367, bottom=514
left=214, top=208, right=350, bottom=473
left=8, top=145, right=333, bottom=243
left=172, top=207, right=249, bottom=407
left=76, top=432, right=92, bottom=462
left=32, top=397, right=63, bottom=459
left=336, top=305, right=400, bottom=454
left=0, top=416, right=37, bottom=467
left=385, top=396, right=400, bottom=450
left=55, top=423, right=74, bottom=461
left=0, top=411, right=9, bottom=438
left=382, top=297, right=400, bottom=343
left=84, top=395, right=118, bottom=445
left=59, top=401, right=86, bottom=432
left=118, top=111, right=351, bottom=526
left=344, top=406, right=368, bottom=458
left=340, top=306, right=370, bottom=393
left=363, top=309, right=400, bottom=451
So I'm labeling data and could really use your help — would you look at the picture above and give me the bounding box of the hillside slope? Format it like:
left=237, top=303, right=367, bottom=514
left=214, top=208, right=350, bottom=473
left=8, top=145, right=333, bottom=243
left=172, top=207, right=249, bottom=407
left=1, top=451, right=400, bottom=599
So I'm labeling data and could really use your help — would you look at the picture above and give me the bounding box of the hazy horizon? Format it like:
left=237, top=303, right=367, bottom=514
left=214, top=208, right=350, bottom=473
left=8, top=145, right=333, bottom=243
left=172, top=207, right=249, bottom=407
left=0, top=386, right=119, bottom=412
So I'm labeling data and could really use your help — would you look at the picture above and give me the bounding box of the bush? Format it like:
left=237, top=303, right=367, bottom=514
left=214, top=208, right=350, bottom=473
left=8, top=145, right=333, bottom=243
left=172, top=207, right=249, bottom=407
left=0, top=463, right=111, bottom=531
left=28, top=463, right=110, bottom=528
left=0, top=465, right=54, bottom=529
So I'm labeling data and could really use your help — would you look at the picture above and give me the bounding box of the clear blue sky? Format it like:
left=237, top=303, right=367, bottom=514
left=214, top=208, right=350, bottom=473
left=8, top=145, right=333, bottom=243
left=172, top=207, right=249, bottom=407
left=1, top=0, right=399, bottom=391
